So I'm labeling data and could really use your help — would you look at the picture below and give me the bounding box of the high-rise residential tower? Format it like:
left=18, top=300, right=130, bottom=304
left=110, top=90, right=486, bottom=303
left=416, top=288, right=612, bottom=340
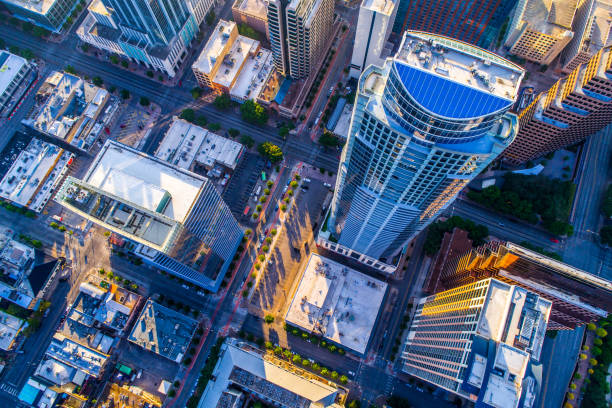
left=392, top=0, right=517, bottom=48
left=560, top=0, right=612, bottom=73
left=317, top=31, right=524, bottom=273
left=435, top=241, right=612, bottom=330
left=267, top=0, right=334, bottom=79
left=55, top=141, right=243, bottom=292
left=401, top=278, right=552, bottom=407
left=504, top=0, right=576, bottom=65
left=503, top=46, right=612, bottom=164
left=349, top=0, right=398, bottom=79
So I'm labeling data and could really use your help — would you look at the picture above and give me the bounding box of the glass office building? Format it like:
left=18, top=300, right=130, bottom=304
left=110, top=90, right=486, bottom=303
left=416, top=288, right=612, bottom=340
left=318, top=31, right=524, bottom=273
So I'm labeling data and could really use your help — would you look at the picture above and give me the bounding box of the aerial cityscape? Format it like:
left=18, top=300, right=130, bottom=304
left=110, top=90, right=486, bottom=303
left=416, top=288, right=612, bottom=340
left=0, top=0, right=610, bottom=407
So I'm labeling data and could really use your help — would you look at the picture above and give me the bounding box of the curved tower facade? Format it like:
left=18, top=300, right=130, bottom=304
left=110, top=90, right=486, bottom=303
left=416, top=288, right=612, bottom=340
left=318, top=31, right=524, bottom=273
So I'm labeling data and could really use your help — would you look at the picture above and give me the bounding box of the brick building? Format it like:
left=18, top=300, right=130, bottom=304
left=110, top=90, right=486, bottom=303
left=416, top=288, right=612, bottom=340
left=436, top=241, right=612, bottom=330
left=503, top=46, right=612, bottom=164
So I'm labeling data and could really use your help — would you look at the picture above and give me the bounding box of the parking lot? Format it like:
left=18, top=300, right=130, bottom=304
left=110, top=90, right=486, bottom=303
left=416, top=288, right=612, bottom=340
left=222, top=152, right=265, bottom=220
left=116, top=341, right=180, bottom=397
left=111, top=103, right=158, bottom=149
left=249, top=179, right=331, bottom=317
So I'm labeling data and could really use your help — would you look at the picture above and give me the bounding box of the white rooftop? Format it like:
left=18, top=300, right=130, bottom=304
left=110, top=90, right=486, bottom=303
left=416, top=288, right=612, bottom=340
left=156, top=118, right=244, bottom=171
left=579, top=0, right=612, bottom=54
left=198, top=339, right=344, bottom=408
left=396, top=31, right=524, bottom=101
left=84, top=140, right=205, bottom=223
left=234, top=0, right=268, bottom=18
left=0, top=51, right=27, bottom=98
left=362, top=0, right=395, bottom=15
left=193, top=20, right=237, bottom=75
left=215, top=36, right=259, bottom=88
left=285, top=254, right=387, bottom=354
left=0, top=310, right=25, bottom=351
left=230, top=47, right=274, bottom=101
left=2, top=0, right=60, bottom=15
left=0, top=138, right=73, bottom=212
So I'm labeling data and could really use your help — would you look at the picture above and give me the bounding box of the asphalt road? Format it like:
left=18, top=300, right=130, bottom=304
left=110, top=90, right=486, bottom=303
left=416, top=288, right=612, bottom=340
left=0, top=23, right=341, bottom=172
left=563, top=124, right=612, bottom=278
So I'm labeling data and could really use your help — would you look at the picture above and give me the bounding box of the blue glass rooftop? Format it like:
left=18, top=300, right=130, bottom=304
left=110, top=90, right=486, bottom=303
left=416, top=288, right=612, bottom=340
left=393, top=61, right=513, bottom=119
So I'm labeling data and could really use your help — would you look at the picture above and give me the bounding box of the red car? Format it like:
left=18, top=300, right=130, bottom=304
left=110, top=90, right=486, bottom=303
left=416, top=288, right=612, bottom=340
left=550, top=238, right=560, bottom=243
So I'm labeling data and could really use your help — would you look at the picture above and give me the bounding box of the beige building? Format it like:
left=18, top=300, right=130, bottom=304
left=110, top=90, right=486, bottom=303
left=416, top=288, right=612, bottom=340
left=267, top=0, right=335, bottom=78
left=232, top=0, right=268, bottom=39
left=505, top=0, right=577, bottom=65
left=192, top=19, right=273, bottom=100
left=561, top=0, right=612, bottom=73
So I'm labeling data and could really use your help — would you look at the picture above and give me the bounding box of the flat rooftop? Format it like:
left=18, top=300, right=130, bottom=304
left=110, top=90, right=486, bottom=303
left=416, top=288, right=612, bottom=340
left=84, top=140, right=205, bottom=223
left=215, top=36, right=259, bottom=88
left=230, top=48, right=274, bottom=102
left=0, top=138, right=73, bottom=212
left=285, top=254, right=387, bottom=354
left=128, top=300, right=197, bottom=362
left=233, top=0, right=268, bottom=18
left=155, top=118, right=244, bottom=171
left=523, top=0, right=577, bottom=33
left=1, top=0, right=59, bottom=15
left=198, top=339, right=345, bottom=408
left=362, top=0, right=395, bottom=15
left=46, top=333, right=109, bottom=377
left=193, top=20, right=237, bottom=75
left=583, top=1, right=612, bottom=54
left=0, top=310, right=25, bottom=351
left=0, top=51, right=28, bottom=97
left=394, top=31, right=524, bottom=119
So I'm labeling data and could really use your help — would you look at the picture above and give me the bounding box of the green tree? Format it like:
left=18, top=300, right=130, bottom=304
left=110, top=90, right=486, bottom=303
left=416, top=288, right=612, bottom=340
left=32, top=26, right=49, bottom=38
left=240, top=100, right=268, bottom=125
left=205, top=10, right=216, bottom=25
left=191, top=87, right=203, bottom=99
left=146, top=70, right=154, bottom=78
left=139, top=96, right=150, bottom=106
left=120, top=89, right=130, bottom=99
left=64, top=65, right=77, bottom=75
left=588, top=322, right=597, bottom=331
left=596, top=327, right=608, bottom=338
left=121, top=60, right=129, bottom=68
left=600, top=226, right=612, bottom=246
left=212, top=93, right=231, bottom=109
left=264, top=315, right=274, bottom=324
left=21, top=49, right=35, bottom=60
left=319, top=132, right=340, bottom=148
left=258, top=142, right=283, bottom=163
left=180, top=109, right=195, bottom=122
left=240, top=135, right=255, bottom=148
left=92, top=76, right=103, bottom=86
left=110, top=54, right=119, bottom=64
left=22, top=21, right=34, bottom=32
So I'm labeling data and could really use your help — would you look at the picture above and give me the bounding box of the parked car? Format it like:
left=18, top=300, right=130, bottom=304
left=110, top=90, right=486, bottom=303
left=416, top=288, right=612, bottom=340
left=323, top=182, right=332, bottom=188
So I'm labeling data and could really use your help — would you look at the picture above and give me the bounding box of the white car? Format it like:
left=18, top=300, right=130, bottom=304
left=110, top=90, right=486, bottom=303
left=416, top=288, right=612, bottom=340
left=181, top=284, right=190, bottom=290
left=303, top=178, right=311, bottom=183
left=323, top=183, right=332, bottom=188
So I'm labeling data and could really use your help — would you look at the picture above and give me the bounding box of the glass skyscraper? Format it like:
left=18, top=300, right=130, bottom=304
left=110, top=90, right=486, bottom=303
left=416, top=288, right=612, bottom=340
left=318, top=31, right=524, bottom=273
left=102, top=0, right=191, bottom=44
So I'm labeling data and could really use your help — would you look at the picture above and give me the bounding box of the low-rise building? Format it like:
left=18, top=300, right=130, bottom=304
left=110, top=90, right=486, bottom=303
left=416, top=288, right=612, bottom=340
left=0, top=0, right=78, bottom=32
left=192, top=19, right=274, bottom=103
left=155, top=118, right=244, bottom=173
left=98, top=382, right=162, bottom=408
left=285, top=253, right=387, bottom=354
left=0, top=137, right=73, bottom=213
left=0, top=310, right=26, bottom=351
left=0, top=227, right=61, bottom=309
left=198, top=338, right=347, bottom=408
left=26, top=71, right=115, bottom=151
left=0, top=50, right=35, bottom=118
left=232, top=0, right=268, bottom=39
left=128, top=300, right=197, bottom=362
